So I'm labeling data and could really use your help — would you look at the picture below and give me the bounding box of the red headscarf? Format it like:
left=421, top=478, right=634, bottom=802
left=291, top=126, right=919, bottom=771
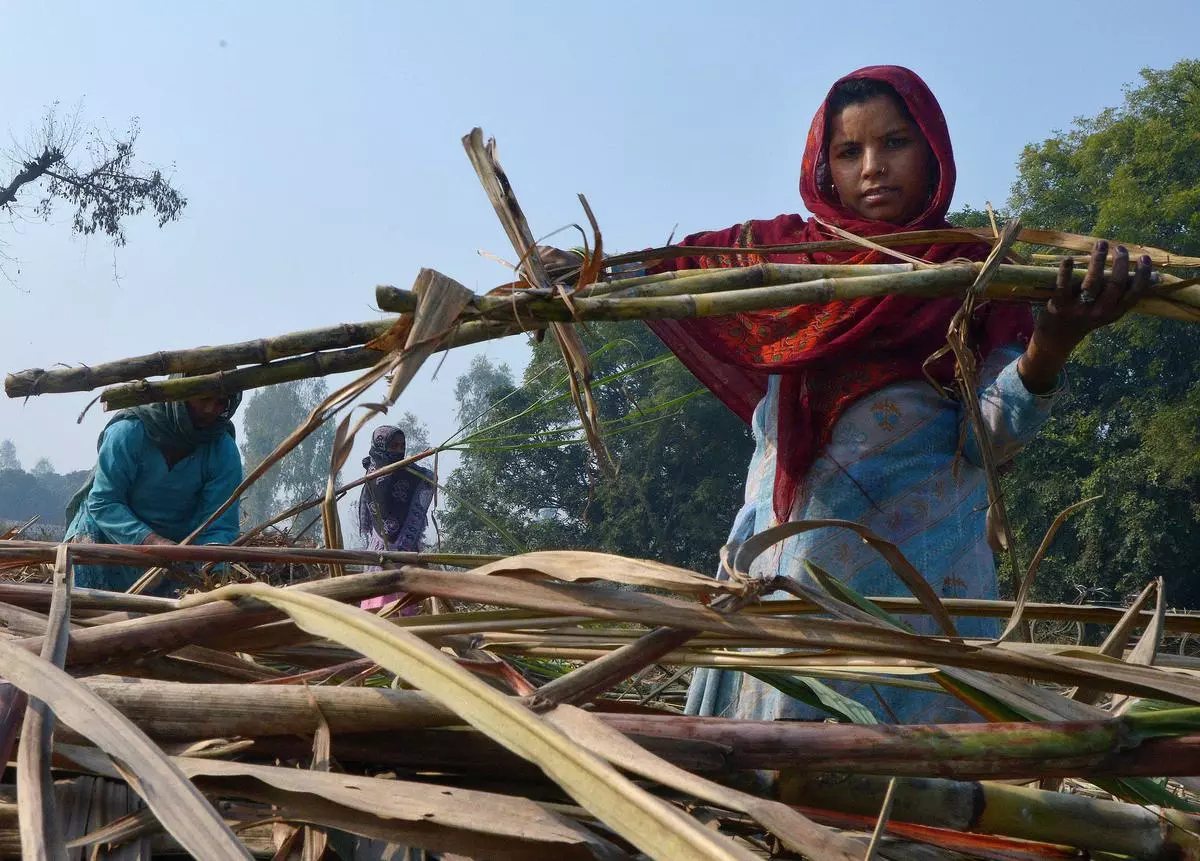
left=645, top=65, right=1032, bottom=523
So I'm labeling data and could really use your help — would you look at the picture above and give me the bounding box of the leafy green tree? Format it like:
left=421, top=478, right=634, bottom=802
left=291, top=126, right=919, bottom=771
left=996, top=60, right=1200, bottom=607
left=240, top=379, right=336, bottom=533
left=0, top=461, right=90, bottom=533
left=31, top=458, right=54, bottom=477
left=441, top=323, right=752, bottom=571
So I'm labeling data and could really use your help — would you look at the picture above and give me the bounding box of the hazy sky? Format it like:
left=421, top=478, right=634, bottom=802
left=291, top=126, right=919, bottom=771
left=2, top=1, right=1196, bottom=490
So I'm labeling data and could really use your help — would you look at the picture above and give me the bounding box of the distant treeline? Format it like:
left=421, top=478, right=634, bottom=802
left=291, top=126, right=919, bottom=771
left=0, top=450, right=88, bottom=537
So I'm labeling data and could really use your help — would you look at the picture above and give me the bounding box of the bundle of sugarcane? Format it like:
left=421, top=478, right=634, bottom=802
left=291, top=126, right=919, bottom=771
left=0, top=540, right=1197, bottom=858
left=7, top=124, right=1199, bottom=410
left=6, top=250, right=1200, bottom=409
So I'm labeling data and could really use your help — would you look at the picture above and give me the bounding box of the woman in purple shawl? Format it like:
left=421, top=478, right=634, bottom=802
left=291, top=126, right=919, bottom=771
left=358, top=425, right=435, bottom=611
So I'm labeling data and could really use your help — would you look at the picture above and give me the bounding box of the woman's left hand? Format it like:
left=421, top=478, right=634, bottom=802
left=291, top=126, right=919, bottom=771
left=1037, top=241, right=1152, bottom=350
left=1017, top=241, right=1152, bottom=393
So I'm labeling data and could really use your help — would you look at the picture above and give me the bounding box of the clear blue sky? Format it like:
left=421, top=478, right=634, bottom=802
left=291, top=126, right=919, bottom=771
left=2, top=1, right=1197, bottom=486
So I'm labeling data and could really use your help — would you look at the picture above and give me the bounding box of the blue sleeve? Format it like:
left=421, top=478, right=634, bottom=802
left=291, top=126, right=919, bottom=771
left=964, top=344, right=1067, bottom=468
left=86, top=421, right=155, bottom=545
left=191, top=435, right=243, bottom=545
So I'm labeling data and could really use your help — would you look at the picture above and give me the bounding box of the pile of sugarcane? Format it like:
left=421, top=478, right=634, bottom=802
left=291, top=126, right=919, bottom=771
left=0, top=540, right=1197, bottom=858
left=3, top=127, right=1200, bottom=859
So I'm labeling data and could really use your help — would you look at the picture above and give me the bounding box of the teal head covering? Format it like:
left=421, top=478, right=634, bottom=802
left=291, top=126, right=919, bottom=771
left=64, top=389, right=242, bottom=528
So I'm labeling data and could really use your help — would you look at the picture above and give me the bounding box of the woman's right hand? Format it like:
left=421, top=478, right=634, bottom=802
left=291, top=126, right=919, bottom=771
left=141, top=532, right=177, bottom=547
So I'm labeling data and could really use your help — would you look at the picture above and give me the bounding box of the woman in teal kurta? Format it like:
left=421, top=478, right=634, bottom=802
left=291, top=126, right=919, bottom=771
left=65, top=393, right=244, bottom=593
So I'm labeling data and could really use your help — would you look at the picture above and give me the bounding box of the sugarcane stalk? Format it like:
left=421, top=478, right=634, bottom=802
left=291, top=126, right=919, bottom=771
left=749, top=596, right=1200, bottom=634
left=245, top=728, right=728, bottom=782
left=3, top=320, right=399, bottom=399
left=599, top=226, right=1200, bottom=270
left=777, top=772, right=1200, bottom=858
left=579, top=262, right=920, bottom=298
left=97, top=315, right=531, bottom=409
left=77, top=677, right=462, bottom=738
left=377, top=264, right=1199, bottom=323
left=14, top=567, right=422, bottom=669
left=63, top=677, right=1200, bottom=781
left=526, top=626, right=698, bottom=709
left=0, top=539, right=495, bottom=571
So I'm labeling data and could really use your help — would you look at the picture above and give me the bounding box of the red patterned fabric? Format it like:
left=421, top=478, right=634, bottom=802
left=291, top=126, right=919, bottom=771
left=645, top=65, right=1033, bottom=523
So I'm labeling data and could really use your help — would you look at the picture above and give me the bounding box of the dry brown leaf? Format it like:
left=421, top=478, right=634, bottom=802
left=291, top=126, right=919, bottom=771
left=0, top=642, right=251, bottom=858
left=1110, top=578, right=1168, bottom=715
left=183, top=583, right=758, bottom=861
left=732, top=519, right=960, bottom=640
left=544, top=705, right=863, bottom=861
left=472, top=550, right=744, bottom=598
left=17, top=544, right=71, bottom=861
left=1071, top=578, right=1161, bottom=706
left=995, top=496, right=1101, bottom=644
left=364, top=313, right=414, bottom=353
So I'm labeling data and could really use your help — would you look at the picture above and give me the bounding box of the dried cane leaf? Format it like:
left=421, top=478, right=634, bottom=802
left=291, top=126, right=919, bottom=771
left=804, top=561, right=1109, bottom=725
left=542, top=704, right=864, bottom=861
left=1124, top=577, right=1167, bottom=668
left=733, top=519, right=960, bottom=640
left=302, top=693, right=332, bottom=861
left=354, top=565, right=1200, bottom=702
left=995, top=496, right=1101, bottom=643
left=65, top=807, right=158, bottom=853
left=462, top=128, right=614, bottom=474
left=1111, top=578, right=1168, bottom=715
left=181, top=583, right=757, bottom=861
left=364, top=314, right=414, bottom=353
left=17, top=544, right=71, bottom=861
left=0, top=641, right=252, bottom=858
left=187, top=759, right=627, bottom=861
left=813, top=218, right=931, bottom=266
left=472, top=550, right=743, bottom=597
left=1072, top=578, right=1161, bottom=706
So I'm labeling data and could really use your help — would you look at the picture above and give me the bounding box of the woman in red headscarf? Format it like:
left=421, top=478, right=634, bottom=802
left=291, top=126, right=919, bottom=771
left=544, top=66, right=1150, bottom=725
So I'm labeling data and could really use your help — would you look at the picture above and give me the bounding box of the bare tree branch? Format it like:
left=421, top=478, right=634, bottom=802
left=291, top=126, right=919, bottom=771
left=1, top=107, right=186, bottom=259
left=0, top=147, right=64, bottom=210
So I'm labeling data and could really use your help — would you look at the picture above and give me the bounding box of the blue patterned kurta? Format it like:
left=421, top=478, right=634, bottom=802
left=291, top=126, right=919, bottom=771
left=685, top=345, right=1064, bottom=724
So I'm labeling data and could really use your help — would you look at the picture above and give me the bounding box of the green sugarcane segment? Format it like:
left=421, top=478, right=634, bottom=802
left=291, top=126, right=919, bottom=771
left=780, top=771, right=1200, bottom=858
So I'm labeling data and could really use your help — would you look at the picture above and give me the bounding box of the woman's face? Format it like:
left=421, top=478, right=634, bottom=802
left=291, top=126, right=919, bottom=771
left=826, top=95, right=934, bottom=225
left=386, top=434, right=406, bottom=456
left=186, top=395, right=230, bottom=428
